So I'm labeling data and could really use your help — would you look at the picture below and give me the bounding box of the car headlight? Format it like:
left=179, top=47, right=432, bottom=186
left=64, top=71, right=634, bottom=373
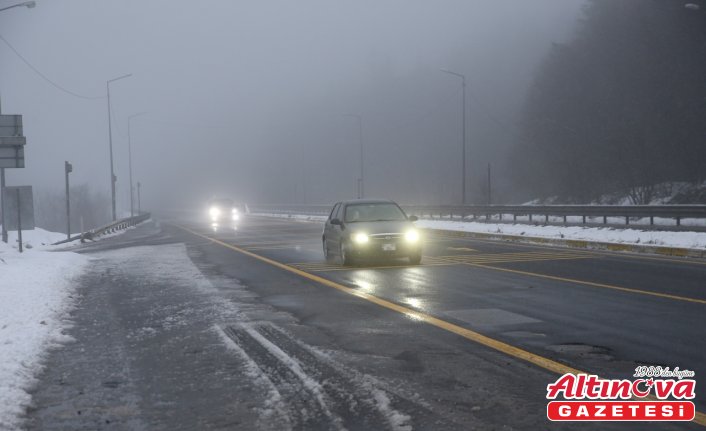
left=209, top=207, right=221, bottom=219
left=352, top=232, right=369, bottom=244
left=232, top=213, right=240, bottom=221
left=405, top=229, right=420, bottom=243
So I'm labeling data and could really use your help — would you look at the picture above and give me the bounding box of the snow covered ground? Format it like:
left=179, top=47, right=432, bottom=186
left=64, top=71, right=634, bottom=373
left=0, top=227, right=90, bottom=430
left=253, top=213, right=706, bottom=250
left=416, top=220, right=706, bottom=250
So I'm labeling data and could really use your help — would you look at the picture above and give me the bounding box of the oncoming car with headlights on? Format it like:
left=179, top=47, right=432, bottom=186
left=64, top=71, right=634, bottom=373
left=207, top=198, right=242, bottom=224
left=322, top=199, right=422, bottom=266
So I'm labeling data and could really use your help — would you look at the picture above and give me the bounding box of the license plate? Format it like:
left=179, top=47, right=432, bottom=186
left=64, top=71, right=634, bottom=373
left=382, top=243, right=396, bottom=251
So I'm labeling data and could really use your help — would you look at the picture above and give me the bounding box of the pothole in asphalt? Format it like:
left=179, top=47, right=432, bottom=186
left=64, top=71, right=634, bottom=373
left=101, top=380, right=122, bottom=389
left=546, top=343, right=614, bottom=361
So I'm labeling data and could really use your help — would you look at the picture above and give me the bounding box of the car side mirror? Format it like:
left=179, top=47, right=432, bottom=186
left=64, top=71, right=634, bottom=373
left=330, top=218, right=342, bottom=226
left=408, top=215, right=418, bottom=222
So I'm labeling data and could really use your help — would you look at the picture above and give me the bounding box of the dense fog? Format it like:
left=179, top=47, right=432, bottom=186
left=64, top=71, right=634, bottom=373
left=0, top=0, right=584, bottom=226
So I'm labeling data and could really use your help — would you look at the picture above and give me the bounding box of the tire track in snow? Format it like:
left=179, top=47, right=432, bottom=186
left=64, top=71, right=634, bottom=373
left=220, top=323, right=414, bottom=430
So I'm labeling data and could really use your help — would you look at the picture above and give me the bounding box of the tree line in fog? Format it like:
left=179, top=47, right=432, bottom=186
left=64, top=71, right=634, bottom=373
left=511, top=0, right=706, bottom=204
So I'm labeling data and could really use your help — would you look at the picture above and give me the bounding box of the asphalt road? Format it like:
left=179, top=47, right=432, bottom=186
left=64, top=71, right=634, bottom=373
left=26, top=214, right=706, bottom=430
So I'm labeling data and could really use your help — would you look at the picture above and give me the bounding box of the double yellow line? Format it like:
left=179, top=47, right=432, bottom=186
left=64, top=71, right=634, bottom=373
left=176, top=225, right=706, bottom=426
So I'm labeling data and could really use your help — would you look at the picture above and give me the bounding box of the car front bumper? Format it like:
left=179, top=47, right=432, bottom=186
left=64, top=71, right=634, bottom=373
left=347, top=238, right=421, bottom=258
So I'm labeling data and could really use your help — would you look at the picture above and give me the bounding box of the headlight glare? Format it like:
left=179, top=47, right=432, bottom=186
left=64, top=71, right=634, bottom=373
left=405, top=229, right=420, bottom=243
left=353, top=232, right=369, bottom=244
left=209, top=206, right=221, bottom=218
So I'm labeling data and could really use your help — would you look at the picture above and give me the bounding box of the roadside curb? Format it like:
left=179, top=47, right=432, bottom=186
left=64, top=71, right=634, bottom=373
left=425, top=228, right=706, bottom=259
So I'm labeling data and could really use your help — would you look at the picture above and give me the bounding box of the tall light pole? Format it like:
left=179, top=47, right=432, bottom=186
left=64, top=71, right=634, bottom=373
left=136, top=181, right=141, bottom=214
left=343, top=114, right=364, bottom=199
left=127, top=112, right=146, bottom=217
left=0, top=1, right=36, bottom=13
left=106, top=73, right=131, bottom=220
left=0, top=1, right=36, bottom=243
left=441, top=68, right=467, bottom=204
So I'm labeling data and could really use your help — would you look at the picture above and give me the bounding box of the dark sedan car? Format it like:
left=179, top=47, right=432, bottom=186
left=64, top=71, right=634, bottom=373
left=322, top=199, right=422, bottom=266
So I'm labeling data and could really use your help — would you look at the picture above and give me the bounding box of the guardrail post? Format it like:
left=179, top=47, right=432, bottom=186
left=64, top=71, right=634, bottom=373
left=625, top=216, right=629, bottom=225
left=529, top=214, right=533, bottom=222
left=513, top=214, right=517, bottom=222
left=650, top=216, right=654, bottom=226
left=603, top=216, right=607, bottom=224
left=545, top=214, right=548, bottom=223
left=676, top=216, right=681, bottom=226
left=582, top=215, right=586, bottom=224
left=563, top=215, right=567, bottom=224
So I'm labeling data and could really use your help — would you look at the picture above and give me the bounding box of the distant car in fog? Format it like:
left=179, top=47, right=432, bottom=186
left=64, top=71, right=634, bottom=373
left=322, top=199, right=421, bottom=266
left=207, top=198, right=242, bottom=223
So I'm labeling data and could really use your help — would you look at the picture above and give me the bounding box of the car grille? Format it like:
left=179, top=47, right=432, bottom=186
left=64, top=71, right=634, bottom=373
left=369, top=233, right=403, bottom=241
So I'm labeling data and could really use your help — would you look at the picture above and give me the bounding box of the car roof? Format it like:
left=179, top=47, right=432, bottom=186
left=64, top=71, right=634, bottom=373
left=339, top=199, right=396, bottom=206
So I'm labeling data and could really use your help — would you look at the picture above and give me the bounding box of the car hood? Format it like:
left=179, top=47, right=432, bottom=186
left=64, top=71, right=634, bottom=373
left=344, top=220, right=415, bottom=235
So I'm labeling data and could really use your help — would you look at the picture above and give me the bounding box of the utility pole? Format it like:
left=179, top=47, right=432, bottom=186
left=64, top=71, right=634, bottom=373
left=127, top=112, right=146, bottom=217
left=65, top=161, right=72, bottom=239
left=441, top=69, right=467, bottom=204
left=487, top=163, right=492, bottom=205
left=128, top=119, right=134, bottom=217
left=106, top=74, right=131, bottom=221
left=343, top=114, right=364, bottom=198
left=136, top=181, right=141, bottom=214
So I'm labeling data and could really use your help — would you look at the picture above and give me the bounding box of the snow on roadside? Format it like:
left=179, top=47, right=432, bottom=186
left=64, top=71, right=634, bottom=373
left=2, top=227, right=67, bottom=251
left=416, top=220, right=706, bottom=250
left=253, top=212, right=706, bottom=250
left=252, top=213, right=327, bottom=223
left=0, top=229, right=90, bottom=430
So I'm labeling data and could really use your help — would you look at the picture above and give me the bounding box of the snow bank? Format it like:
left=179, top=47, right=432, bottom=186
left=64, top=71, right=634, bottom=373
left=0, top=230, right=90, bottom=429
left=252, top=213, right=327, bottom=223
left=416, top=220, right=706, bottom=250
left=2, top=227, right=67, bottom=251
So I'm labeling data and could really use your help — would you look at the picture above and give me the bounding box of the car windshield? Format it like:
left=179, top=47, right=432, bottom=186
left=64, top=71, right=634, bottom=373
left=344, top=203, right=407, bottom=223
left=210, top=199, right=233, bottom=208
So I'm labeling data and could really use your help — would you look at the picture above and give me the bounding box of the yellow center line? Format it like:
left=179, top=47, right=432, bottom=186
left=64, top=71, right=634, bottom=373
left=175, top=224, right=706, bottom=427
left=463, top=262, right=706, bottom=305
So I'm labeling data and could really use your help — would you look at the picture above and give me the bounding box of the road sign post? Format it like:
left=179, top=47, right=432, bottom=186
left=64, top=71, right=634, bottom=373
left=1, top=168, right=5, bottom=243
left=0, top=113, right=26, bottom=243
left=2, top=186, right=34, bottom=249
left=16, top=188, right=21, bottom=252
left=65, top=161, right=72, bottom=239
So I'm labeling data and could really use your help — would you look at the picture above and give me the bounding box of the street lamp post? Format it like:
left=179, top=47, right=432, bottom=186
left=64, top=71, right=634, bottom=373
left=127, top=112, right=146, bottom=217
left=343, top=114, right=364, bottom=199
left=136, top=181, right=141, bottom=214
left=441, top=68, right=467, bottom=205
left=106, top=73, right=131, bottom=221
left=0, top=1, right=35, bottom=243
left=0, top=1, right=35, bottom=13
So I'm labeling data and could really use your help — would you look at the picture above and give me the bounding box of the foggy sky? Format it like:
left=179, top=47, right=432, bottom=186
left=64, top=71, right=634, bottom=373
left=0, top=0, right=585, bottom=211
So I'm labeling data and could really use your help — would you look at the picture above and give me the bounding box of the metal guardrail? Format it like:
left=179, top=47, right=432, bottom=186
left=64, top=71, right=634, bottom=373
left=248, top=204, right=706, bottom=228
left=52, top=212, right=151, bottom=245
